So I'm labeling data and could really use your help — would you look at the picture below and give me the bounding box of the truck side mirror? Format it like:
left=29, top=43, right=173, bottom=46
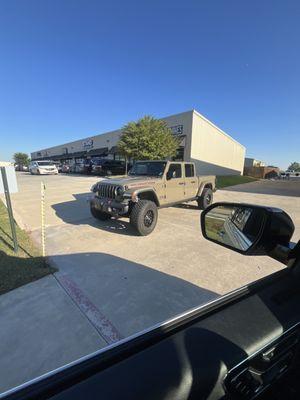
left=201, top=202, right=296, bottom=265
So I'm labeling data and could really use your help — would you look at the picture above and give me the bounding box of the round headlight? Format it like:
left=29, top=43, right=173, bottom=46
left=91, top=183, right=98, bottom=192
left=115, top=186, right=124, bottom=197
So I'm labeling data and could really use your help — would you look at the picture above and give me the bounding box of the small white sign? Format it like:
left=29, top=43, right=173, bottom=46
left=0, top=166, right=18, bottom=194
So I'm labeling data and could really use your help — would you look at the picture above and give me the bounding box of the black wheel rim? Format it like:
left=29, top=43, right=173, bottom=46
left=144, top=210, right=154, bottom=227
left=206, top=194, right=212, bottom=204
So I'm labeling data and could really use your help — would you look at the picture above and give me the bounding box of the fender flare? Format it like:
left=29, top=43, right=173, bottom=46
left=133, top=188, right=160, bottom=206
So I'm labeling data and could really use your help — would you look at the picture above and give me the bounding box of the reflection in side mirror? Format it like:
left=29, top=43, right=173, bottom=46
left=203, top=205, right=265, bottom=251
left=201, top=202, right=295, bottom=265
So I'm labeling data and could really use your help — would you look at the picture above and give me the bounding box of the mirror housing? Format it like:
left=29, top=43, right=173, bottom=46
left=201, top=202, right=295, bottom=265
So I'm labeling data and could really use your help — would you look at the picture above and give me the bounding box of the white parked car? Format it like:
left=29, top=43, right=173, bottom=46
left=29, top=160, right=58, bottom=175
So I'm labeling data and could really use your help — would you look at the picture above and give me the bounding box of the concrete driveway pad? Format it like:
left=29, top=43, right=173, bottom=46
left=0, top=275, right=105, bottom=394
left=10, top=174, right=300, bottom=308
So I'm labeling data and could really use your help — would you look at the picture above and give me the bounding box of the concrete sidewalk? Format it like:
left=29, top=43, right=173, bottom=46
left=0, top=274, right=106, bottom=394
left=0, top=253, right=218, bottom=395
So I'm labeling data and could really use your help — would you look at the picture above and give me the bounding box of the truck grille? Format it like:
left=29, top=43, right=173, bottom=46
left=97, top=183, right=118, bottom=199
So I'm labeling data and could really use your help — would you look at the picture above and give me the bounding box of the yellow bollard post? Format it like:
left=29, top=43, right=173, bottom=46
left=41, top=181, right=46, bottom=257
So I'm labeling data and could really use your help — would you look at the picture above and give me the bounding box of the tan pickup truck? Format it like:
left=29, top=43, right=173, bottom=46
left=90, top=160, right=216, bottom=236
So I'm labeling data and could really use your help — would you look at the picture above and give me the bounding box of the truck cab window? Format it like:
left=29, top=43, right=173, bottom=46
left=185, top=163, right=194, bottom=177
left=167, top=163, right=182, bottom=178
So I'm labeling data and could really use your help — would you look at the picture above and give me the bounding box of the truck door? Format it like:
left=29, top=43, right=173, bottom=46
left=165, top=163, right=185, bottom=203
left=184, top=163, right=198, bottom=199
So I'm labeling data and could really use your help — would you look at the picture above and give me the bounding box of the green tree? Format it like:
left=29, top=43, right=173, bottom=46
left=287, top=162, right=300, bottom=171
left=13, top=152, right=30, bottom=167
left=117, top=116, right=180, bottom=160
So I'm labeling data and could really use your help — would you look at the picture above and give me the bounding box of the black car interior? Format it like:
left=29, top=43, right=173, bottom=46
left=4, top=202, right=300, bottom=400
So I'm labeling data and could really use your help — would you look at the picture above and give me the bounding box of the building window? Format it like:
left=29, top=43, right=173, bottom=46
left=172, top=147, right=184, bottom=161
left=114, top=154, right=125, bottom=161
left=185, top=163, right=194, bottom=177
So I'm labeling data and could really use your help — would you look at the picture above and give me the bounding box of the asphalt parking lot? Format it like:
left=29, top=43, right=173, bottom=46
left=1, top=172, right=300, bottom=392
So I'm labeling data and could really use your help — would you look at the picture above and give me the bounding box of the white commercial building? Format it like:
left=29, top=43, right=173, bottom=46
left=244, top=158, right=266, bottom=168
left=31, top=109, right=246, bottom=175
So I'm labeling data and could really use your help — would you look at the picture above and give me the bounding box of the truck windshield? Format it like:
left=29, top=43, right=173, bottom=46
left=129, top=161, right=167, bottom=177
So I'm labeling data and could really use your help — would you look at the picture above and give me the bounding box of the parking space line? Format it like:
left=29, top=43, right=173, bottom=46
left=55, top=273, right=122, bottom=345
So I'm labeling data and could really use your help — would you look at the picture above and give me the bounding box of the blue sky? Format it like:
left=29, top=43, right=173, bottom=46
left=0, top=0, right=299, bottom=169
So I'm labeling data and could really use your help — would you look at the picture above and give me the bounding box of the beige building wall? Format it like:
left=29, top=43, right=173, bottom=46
left=190, top=110, right=245, bottom=175
left=159, top=110, right=193, bottom=160
left=31, top=111, right=194, bottom=160
left=31, top=109, right=245, bottom=176
left=31, top=129, right=122, bottom=159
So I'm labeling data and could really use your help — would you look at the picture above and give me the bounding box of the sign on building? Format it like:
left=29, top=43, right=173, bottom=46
left=83, top=138, right=94, bottom=150
left=170, top=125, right=184, bottom=136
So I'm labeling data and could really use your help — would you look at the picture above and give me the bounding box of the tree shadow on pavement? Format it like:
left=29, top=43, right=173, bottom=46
left=0, top=251, right=56, bottom=295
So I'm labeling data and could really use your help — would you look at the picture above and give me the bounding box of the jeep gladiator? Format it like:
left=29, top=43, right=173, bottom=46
left=90, top=160, right=216, bottom=235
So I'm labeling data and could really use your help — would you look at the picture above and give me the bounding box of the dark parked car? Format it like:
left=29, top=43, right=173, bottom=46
left=14, top=164, right=28, bottom=171
left=61, top=164, right=71, bottom=173
left=92, top=159, right=126, bottom=176
left=53, top=162, right=63, bottom=172
left=83, top=159, right=94, bottom=174
left=72, top=162, right=85, bottom=173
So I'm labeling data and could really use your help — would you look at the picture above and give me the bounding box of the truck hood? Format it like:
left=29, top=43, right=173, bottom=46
left=98, top=175, right=161, bottom=188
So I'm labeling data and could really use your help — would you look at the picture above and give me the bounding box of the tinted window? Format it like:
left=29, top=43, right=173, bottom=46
left=93, top=159, right=105, bottom=165
left=185, top=164, right=194, bottom=177
left=168, top=163, right=182, bottom=178
left=37, top=161, right=54, bottom=166
left=129, top=161, right=167, bottom=176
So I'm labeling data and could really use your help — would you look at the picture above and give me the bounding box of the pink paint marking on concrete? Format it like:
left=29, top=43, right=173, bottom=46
left=56, top=273, right=122, bottom=345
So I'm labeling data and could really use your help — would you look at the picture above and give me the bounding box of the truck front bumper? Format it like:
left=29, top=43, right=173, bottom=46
left=90, top=196, right=129, bottom=216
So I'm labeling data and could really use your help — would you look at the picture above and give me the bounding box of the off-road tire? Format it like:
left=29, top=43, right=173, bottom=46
left=130, top=200, right=158, bottom=236
left=90, top=205, right=111, bottom=221
left=197, top=188, right=213, bottom=210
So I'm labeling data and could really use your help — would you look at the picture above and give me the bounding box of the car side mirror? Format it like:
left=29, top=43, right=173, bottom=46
left=201, top=202, right=296, bottom=265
